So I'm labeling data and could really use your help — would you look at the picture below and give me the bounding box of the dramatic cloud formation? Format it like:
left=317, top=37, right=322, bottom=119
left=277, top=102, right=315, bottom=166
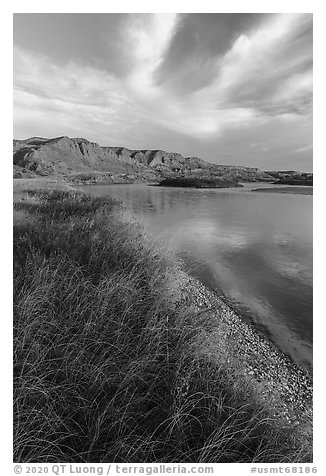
left=13, top=13, right=313, bottom=170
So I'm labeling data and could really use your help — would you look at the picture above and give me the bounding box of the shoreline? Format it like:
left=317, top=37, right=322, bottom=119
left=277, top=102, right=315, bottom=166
left=174, top=271, right=312, bottom=426
left=251, top=186, right=313, bottom=195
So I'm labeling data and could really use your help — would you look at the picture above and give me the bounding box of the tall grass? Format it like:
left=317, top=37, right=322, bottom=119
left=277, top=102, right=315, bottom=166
left=13, top=190, right=312, bottom=463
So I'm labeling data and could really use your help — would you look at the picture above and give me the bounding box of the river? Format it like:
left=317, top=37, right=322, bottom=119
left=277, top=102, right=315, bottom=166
left=80, top=182, right=313, bottom=370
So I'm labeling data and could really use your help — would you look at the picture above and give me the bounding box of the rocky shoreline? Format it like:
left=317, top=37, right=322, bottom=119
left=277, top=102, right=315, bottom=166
left=173, top=271, right=312, bottom=429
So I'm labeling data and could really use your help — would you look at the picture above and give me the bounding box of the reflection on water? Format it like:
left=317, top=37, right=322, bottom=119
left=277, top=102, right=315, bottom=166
left=80, top=183, right=313, bottom=369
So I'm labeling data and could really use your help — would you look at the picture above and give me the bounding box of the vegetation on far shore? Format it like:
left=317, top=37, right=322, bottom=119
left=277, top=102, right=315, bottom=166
left=265, top=171, right=313, bottom=186
left=159, top=177, right=242, bottom=188
left=14, top=187, right=311, bottom=463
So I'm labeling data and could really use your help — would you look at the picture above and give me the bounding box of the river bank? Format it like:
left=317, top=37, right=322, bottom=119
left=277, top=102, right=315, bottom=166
left=252, top=186, right=313, bottom=195
left=13, top=182, right=312, bottom=462
left=175, top=273, right=312, bottom=423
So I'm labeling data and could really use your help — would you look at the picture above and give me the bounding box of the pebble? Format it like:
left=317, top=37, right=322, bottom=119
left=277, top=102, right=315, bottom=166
left=174, top=271, right=313, bottom=427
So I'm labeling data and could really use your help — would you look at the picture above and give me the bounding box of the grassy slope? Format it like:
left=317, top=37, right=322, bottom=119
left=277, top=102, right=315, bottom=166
left=13, top=186, right=312, bottom=463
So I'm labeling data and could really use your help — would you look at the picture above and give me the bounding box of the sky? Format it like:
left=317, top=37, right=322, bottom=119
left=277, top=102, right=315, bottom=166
left=13, top=13, right=313, bottom=171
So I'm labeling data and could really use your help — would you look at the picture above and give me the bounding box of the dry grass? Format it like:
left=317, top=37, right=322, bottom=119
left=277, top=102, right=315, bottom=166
left=13, top=190, right=312, bottom=463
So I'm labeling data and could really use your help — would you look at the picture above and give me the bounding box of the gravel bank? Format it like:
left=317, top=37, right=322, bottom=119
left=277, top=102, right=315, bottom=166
left=172, top=271, right=312, bottom=429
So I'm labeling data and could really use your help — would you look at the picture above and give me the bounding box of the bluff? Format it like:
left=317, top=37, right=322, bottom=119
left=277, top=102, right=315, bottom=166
left=13, top=136, right=273, bottom=184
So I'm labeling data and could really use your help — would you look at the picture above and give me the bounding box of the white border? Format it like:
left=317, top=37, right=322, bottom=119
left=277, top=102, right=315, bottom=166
left=3, top=2, right=324, bottom=474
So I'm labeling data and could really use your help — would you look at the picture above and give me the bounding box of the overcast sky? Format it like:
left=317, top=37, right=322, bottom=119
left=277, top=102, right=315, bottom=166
left=13, top=13, right=313, bottom=171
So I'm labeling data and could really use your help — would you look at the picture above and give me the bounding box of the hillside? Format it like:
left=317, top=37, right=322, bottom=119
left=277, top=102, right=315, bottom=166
left=265, top=170, right=313, bottom=186
left=13, top=136, right=273, bottom=184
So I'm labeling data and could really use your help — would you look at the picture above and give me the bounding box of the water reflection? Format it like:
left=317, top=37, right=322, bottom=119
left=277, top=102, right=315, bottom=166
left=80, top=184, right=313, bottom=368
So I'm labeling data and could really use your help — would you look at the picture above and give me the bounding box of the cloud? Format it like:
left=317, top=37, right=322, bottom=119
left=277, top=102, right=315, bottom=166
left=193, top=14, right=312, bottom=112
left=126, top=14, right=179, bottom=87
left=14, top=12, right=312, bottom=163
left=294, top=144, right=313, bottom=154
left=153, top=14, right=271, bottom=94
left=13, top=47, right=146, bottom=144
left=14, top=47, right=126, bottom=108
left=117, top=13, right=312, bottom=138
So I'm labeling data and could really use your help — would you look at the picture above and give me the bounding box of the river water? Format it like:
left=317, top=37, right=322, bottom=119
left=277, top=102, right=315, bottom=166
left=80, top=183, right=313, bottom=369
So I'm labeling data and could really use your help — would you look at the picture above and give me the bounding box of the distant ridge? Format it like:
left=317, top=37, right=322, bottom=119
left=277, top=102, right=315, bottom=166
left=12, top=135, right=276, bottom=184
